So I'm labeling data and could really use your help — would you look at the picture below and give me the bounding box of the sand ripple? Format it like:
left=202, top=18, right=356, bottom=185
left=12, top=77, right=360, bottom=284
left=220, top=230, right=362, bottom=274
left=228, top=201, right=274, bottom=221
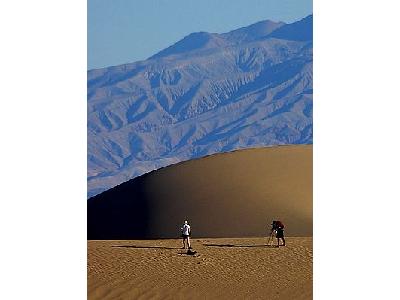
left=88, top=237, right=312, bottom=299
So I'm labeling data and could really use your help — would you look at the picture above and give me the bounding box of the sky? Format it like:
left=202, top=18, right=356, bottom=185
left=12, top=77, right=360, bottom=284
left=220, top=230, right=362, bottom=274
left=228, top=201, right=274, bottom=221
left=88, top=0, right=312, bottom=70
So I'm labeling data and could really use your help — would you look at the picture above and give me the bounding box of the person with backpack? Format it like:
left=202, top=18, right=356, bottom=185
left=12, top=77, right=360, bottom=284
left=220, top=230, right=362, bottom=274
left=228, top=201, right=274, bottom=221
left=180, top=220, right=192, bottom=249
left=267, top=221, right=277, bottom=246
left=274, top=220, right=286, bottom=247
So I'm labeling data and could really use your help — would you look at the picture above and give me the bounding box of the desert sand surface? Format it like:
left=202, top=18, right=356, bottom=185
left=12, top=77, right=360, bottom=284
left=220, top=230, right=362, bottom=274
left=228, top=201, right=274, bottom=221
left=88, top=237, right=312, bottom=300
left=88, top=145, right=312, bottom=239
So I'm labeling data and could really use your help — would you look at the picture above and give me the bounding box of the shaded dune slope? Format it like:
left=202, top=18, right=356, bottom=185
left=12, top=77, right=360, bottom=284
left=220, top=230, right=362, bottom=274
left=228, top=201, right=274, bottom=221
left=88, top=145, right=312, bottom=239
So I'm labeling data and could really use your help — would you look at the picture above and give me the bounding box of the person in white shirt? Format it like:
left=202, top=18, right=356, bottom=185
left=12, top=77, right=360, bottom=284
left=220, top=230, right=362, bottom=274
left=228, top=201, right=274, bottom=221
left=181, top=220, right=191, bottom=249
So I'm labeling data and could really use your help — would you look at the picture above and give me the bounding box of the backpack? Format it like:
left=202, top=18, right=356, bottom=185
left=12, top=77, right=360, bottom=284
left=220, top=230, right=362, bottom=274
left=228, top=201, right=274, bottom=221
left=275, top=220, right=284, bottom=229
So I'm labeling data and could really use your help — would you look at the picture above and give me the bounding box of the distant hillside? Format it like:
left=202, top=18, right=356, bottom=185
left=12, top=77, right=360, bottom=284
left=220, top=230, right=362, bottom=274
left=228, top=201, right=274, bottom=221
left=88, top=15, right=313, bottom=198
left=88, top=145, right=312, bottom=239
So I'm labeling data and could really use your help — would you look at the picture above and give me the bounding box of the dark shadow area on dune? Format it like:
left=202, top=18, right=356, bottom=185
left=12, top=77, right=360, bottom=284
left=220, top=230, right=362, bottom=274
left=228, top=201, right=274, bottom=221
left=87, top=174, right=152, bottom=240
left=111, top=245, right=179, bottom=250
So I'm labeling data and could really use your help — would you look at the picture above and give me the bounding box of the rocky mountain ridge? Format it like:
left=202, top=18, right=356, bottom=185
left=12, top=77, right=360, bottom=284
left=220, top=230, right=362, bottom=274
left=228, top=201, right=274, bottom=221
left=87, top=15, right=313, bottom=198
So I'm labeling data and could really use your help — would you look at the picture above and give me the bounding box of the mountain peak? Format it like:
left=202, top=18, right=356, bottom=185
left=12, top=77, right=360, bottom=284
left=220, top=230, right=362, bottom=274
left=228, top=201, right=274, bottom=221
left=150, top=31, right=227, bottom=59
left=268, top=14, right=313, bottom=41
left=222, top=19, right=285, bottom=43
left=150, top=19, right=287, bottom=60
left=149, top=15, right=312, bottom=60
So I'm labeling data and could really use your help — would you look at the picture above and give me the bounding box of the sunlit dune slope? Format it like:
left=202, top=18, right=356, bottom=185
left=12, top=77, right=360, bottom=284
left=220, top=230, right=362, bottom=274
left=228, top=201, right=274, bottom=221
left=88, top=145, right=312, bottom=239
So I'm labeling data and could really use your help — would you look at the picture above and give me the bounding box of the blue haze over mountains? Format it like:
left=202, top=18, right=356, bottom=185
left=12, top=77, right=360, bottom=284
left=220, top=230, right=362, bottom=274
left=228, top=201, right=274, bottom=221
left=88, top=15, right=313, bottom=198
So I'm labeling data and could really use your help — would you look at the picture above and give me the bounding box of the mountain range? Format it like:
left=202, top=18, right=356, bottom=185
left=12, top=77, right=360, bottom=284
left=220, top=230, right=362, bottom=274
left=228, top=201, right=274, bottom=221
left=87, top=14, right=313, bottom=198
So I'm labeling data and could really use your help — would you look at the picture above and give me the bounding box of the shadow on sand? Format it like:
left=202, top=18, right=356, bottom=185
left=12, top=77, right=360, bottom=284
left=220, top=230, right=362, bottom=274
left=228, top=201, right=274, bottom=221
left=111, top=245, right=179, bottom=250
left=112, top=245, right=200, bottom=256
left=178, top=250, right=199, bottom=256
left=203, top=244, right=279, bottom=248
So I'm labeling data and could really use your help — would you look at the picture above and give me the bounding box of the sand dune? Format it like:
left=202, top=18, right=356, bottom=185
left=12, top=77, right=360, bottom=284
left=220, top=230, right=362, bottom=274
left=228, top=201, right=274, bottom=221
left=88, top=145, right=312, bottom=239
left=88, top=237, right=312, bottom=300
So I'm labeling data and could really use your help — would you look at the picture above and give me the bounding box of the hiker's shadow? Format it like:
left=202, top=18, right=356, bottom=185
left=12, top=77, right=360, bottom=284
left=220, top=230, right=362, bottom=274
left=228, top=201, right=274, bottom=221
left=178, top=249, right=199, bottom=256
left=203, top=244, right=279, bottom=248
left=112, top=245, right=180, bottom=250
left=112, top=245, right=200, bottom=256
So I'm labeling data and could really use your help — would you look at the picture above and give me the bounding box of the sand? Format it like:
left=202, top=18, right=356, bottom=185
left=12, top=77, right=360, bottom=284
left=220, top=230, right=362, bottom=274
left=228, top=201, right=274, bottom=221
left=88, top=145, right=313, bottom=298
left=88, top=237, right=312, bottom=299
left=88, top=145, right=312, bottom=239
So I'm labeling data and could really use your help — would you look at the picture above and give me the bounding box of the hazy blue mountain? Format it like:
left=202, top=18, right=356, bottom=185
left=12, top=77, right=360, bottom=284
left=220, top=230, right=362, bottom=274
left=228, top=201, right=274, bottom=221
left=269, top=15, right=313, bottom=41
left=88, top=15, right=313, bottom=198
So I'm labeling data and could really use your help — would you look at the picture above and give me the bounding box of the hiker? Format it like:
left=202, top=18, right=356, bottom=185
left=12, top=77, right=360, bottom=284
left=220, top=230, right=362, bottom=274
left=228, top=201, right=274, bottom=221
left=267, top=221, right=277, bottom=246
left=274, top=220, right=286, bottom=247
left=181, top=220, right=192, bottom=249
